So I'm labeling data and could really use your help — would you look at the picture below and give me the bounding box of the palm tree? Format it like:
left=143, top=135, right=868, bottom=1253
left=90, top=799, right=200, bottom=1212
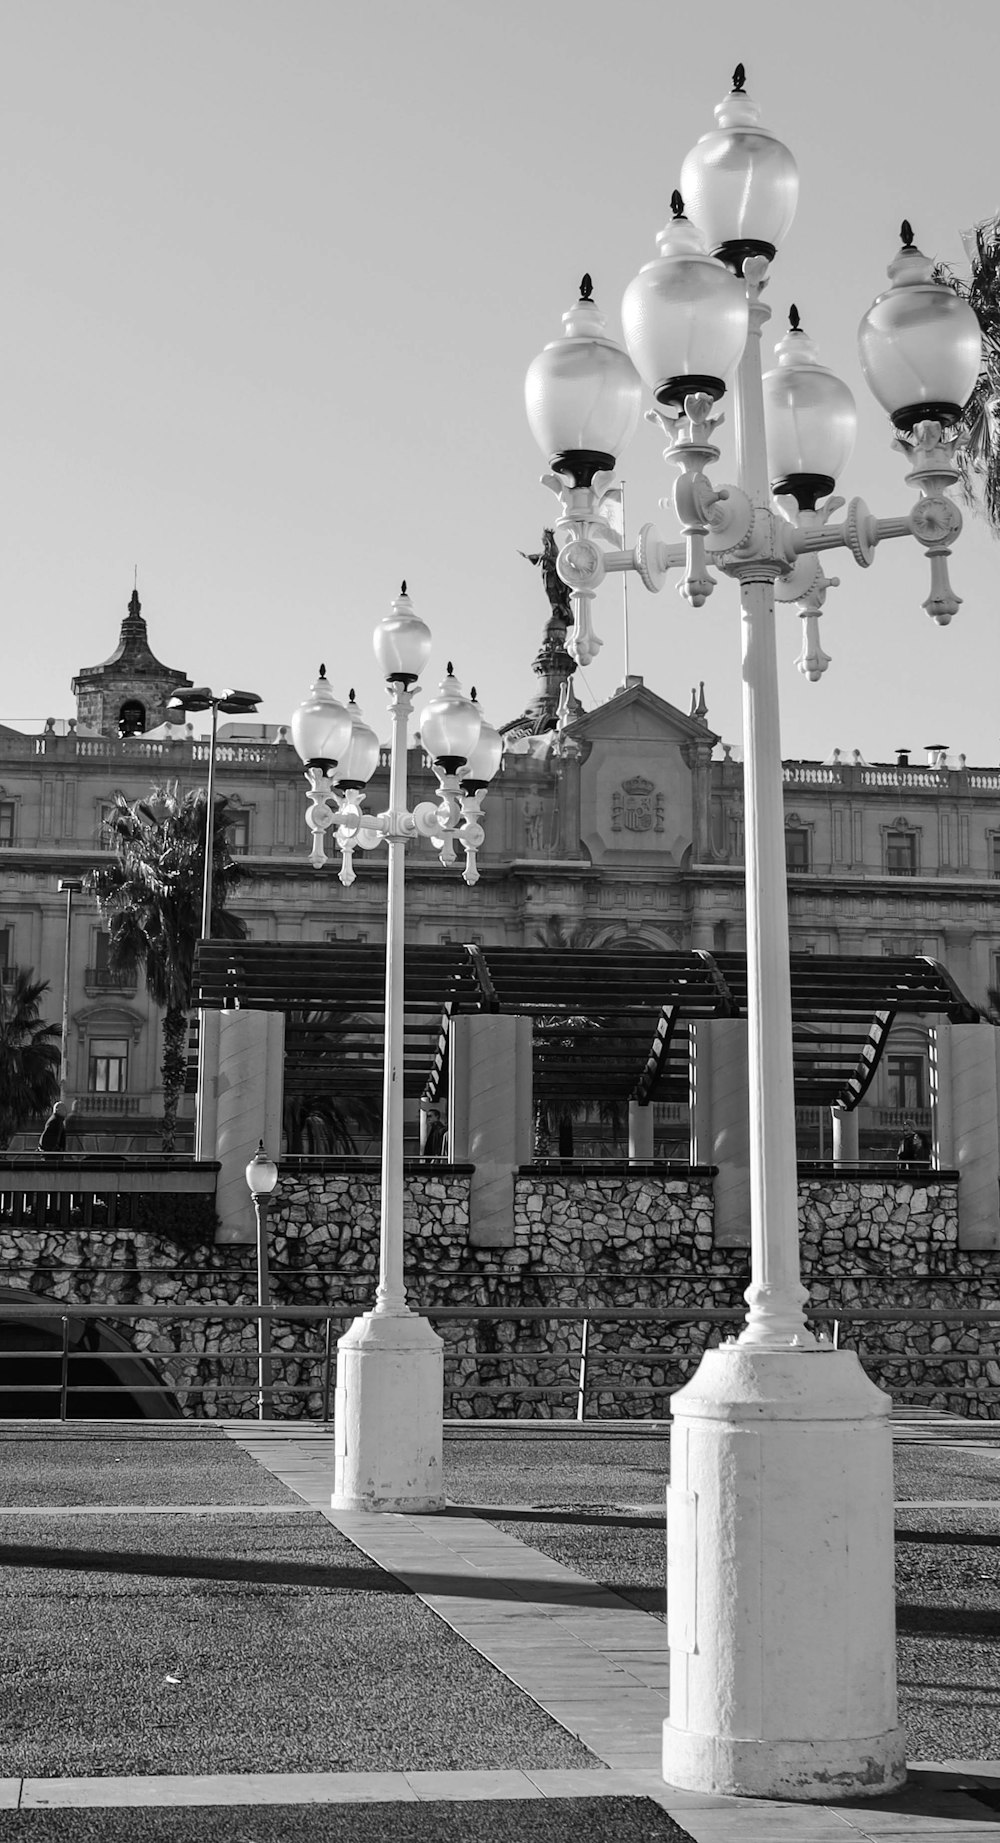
left=531, top=914, right=627, bottom=1159
left=282, top=1005, right=382, bottom=1153
left=87, top=786, right=246, bottom=1152
left=0, top=970, right=61, bottom=1148
left=937, top=217, right=1000, bottom=529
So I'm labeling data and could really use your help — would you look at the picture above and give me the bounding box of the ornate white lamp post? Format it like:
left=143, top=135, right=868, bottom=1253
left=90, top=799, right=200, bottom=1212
left=292, top=583, right=502, bottom=1510
left=525, top=67, right=981, bottom=1802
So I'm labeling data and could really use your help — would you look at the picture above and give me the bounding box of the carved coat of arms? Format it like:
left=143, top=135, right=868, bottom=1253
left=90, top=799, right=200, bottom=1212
left=611, top=775, right=664, bottom=834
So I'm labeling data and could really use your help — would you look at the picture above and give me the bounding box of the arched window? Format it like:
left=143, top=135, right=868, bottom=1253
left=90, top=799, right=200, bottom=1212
left=117, top=699, right=146, bottom=738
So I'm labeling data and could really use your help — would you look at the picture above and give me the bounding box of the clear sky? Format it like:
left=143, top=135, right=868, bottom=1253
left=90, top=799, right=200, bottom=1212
left=2, top=0, right=999, bottom=765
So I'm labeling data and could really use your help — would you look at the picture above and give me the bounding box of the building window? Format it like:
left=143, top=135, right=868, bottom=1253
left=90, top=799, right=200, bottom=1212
left=785, top=827, right=810, bottom=871
left=0, top=927, right=12, bottom=983
left=885, top=830, right=917, bottom=876
left=887, top=1053, right=925, bottom=1111
left=990, top=835, right=1000, bottom=878
left=89, top=1037, right=129, bottom=1093
left=228, top=812, right=250, bottom=856
left=87, top=932, right=133, bottom=991
left=0, top=801, right=15, bottom=846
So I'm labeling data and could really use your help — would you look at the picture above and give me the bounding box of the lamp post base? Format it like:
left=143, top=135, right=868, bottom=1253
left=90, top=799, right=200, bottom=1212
left=663, top=1344, right=906, bottom=1802
left=332, top=1309, right=445, bottom=1512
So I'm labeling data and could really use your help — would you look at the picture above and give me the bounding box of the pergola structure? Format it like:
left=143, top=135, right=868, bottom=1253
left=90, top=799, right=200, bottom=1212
left=193, top=941, right=980, bottom=1114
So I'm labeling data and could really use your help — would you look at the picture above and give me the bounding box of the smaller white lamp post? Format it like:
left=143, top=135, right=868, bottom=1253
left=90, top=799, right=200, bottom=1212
left=245, top=1139, right=279, bottom=1420
left=292, top=583, right=502, bottom=1510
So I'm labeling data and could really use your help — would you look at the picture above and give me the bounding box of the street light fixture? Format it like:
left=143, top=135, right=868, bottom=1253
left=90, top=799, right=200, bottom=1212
left=245, top=1139, right=279, bottom=1420
left=524, top=66, right=981, bottom=1803
left=292, top=583, right=502, bottom=1510
left=57, top=878, right=84, bottom=1103
left=166, top=684, right=262, bottom=1158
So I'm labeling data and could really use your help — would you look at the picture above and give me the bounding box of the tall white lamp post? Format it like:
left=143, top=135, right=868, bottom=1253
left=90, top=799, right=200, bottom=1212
left=291, top=583, right=502, bottom=1510
left=166, top=684, right=261, bottom=1157
left=524, top=67, right=981, bottom=1802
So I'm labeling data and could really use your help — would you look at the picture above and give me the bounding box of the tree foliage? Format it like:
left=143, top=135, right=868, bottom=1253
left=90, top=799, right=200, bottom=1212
left=0, top=969, right=61, bottom=1148
left=937, top=216, right=1000, bottom=530
left=87, top=785, right=246, bottom=1152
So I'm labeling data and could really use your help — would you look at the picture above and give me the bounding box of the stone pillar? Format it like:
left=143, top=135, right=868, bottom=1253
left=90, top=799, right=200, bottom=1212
left=929, top=1022, right=954, bottom=1170
left=628, top=1100, right=655, bottom=1163
left=196, top=1011, right=221, bottom=1160
left=214, top=1010, right=286, bottom=1244
left=449, top=1014, right=532, bottom=1248
left=690, top=1018, right=750, bottom=1246
left=951, top=1022, right=1000, bottom=1250
left=831, top=1106, right=859, bottom=1166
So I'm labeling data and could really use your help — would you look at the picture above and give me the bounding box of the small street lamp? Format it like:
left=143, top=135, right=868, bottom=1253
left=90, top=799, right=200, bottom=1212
left=245, top=1138, right=279, bottom=1420
left=57, top=877, right=84, bottom=1103
left=524, top=67, right=981, bottom=1802
left=166, top=684, right=261, bottom=1157
left=292, top=582, right=503, bottom=1510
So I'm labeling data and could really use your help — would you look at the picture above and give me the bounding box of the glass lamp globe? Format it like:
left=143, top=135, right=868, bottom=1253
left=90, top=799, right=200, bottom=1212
left=373, top=582, right=433, bottom=683
left=460, top=694, right=504, bottom=791
left=621, top=193, right=749, bottom=406
left=419, top=666, right=482, bottom=774
left=858, top=223, right=982, bottom=433
left=679, top=66, right=798, bottom=271
left=525, top=275, right=642, bottom=485
left=762, top=307, right=857, bottom=507
left=245, top=1140, right=279, bottom=1196
left=291, top=666, right=353, bottom=773
left=337, top=691, right=380, bottom=789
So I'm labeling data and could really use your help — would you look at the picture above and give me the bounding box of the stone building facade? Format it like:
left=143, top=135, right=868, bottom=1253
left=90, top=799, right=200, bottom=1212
left=1, top=583, right=1000, bottom=1159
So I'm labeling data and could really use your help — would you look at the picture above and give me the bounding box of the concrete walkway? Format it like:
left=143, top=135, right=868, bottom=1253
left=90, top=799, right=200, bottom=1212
left=3, top=1414, right=1000, bottom=1841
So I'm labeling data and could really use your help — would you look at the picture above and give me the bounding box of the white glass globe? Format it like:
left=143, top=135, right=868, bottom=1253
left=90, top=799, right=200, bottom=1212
left=337, top=692, right=380, bottom=789
left=525, top=277, right=642, bottom=479
left=858, top=226, right=982, bottom=432
left=291, top=667, right=352, bottom=771
left=373, top=582, right=433, bottom=683
left=621, top=197, right=748, bottom=406
left=763, top=308, right=857, bottom=504
left=460, top=699, right=504, bottom=789
left=679, top=69, right=798, bottom=268
left=419, top=667, right=481, bottom=770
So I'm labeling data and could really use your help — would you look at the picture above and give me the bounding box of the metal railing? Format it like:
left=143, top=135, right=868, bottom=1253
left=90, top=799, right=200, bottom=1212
left=1, top=1302, right=998, bottom=1423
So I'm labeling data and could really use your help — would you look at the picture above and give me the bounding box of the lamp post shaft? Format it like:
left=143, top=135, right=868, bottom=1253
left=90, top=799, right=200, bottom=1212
left=732, top=295, right=812, bottom=1346
left=201, top=700, right=219, bottom=942
left=375, top=681, right=413, bottom=1316
left=60, top=886, right=74, bottom=1102
left=255, top=1195, right=273, bottom=1419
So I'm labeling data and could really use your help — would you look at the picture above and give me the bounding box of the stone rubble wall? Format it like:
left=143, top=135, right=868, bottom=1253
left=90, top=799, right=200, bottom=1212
left=1, top=1169, right=998, bottom=1419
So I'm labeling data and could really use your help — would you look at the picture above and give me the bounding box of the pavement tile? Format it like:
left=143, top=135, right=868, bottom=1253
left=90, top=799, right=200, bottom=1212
left=402, top=1771, right=544, bottom=1801
left=0, top=1780, right=21, bottom=1808
left=20, top=1774, right=420, bottom=1808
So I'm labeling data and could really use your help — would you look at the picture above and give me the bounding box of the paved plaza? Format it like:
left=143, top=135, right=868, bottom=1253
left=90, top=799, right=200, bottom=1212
left=0, top=1412, right=997, bottom=1839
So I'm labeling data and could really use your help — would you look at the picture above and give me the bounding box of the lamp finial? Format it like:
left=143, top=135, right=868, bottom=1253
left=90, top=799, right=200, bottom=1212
left=400, top=579, right=407, bottom=596
left=579, top=273, right=593, bottom=301
left=319, top=663, right=327, bottom=679
left=447, top=660, right=454, bottom=675
left=670, top=189, right=684, bottom=219
left=732, top=62, right=745, bottom=91
left=900, top=220, right=914, bottom=249
left=789, top=304, right=800, bottom=331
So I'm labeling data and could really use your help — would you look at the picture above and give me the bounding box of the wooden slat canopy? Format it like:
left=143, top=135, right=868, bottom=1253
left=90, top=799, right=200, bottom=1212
left=193, top=942, right=980, bottom=1109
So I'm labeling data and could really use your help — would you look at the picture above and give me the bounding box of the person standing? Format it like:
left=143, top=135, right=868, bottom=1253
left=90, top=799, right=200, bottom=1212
left=38, top=1101, right=68, bottom=1152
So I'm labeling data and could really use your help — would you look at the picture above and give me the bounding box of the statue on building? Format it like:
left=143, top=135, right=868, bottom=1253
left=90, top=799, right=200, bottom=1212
left=503, top=530, right=578, bottom=739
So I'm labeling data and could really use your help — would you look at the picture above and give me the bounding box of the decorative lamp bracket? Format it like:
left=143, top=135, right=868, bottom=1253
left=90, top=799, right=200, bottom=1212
left=900, top=419, right=965, bottom=625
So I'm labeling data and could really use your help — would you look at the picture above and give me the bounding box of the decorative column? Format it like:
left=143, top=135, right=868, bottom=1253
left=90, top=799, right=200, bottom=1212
left=950, top=1021, right=1000, bottom=1249
left=449, top=1014, right=532, bottom=1246
left=628, top=1100, right=655, bottom=1163
left=213, top=1010, right=285, bottom=1244
left=689, top=1018, right=751, bottom=1246
left=928, top=1022, right=954, bottom=1170
left=831, top=1105, right=859, bottom=1166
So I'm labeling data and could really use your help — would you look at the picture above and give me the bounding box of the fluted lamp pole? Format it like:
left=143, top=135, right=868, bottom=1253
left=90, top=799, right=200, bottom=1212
left=525, top=66, right=981, bottom=1803
left=245, top=1140, right=279, bottom=1420
left=292, top=584, right=502, bottom=1511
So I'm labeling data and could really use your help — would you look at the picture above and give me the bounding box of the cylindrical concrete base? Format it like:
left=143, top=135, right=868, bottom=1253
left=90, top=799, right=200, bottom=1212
left=664, top=1344, right=905, bottom=1802
left=333, top=1309, right=444, bottom=1513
